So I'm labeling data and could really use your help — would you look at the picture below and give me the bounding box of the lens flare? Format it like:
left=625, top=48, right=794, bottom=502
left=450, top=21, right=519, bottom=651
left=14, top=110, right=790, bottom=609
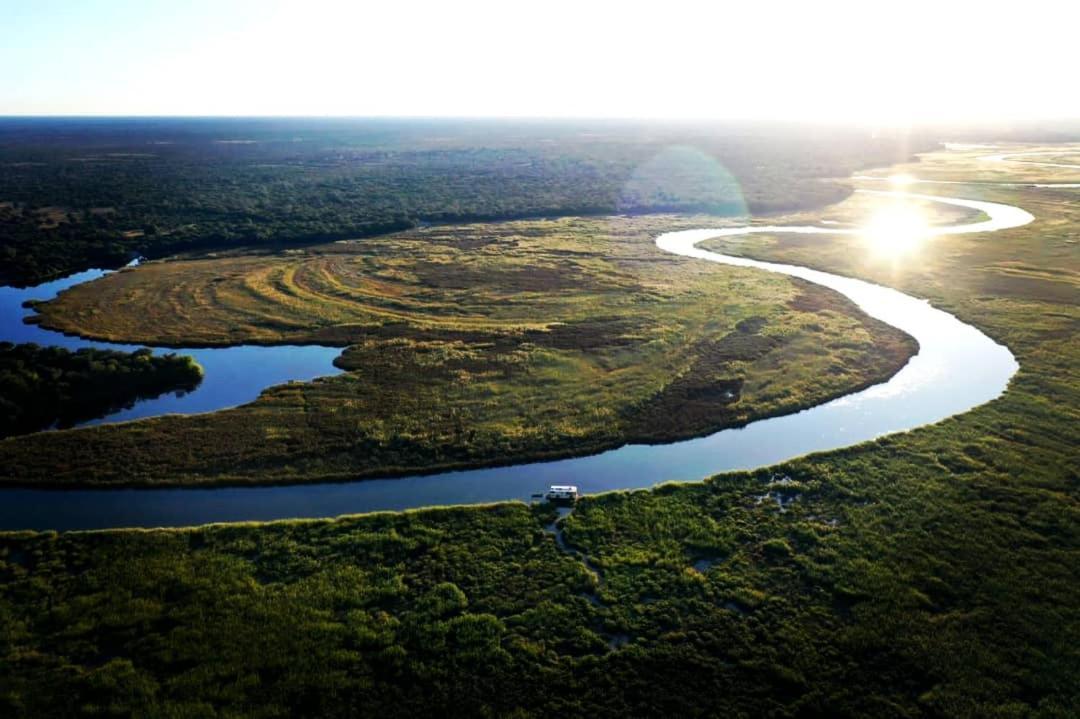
left=862, top=204, right=930, bottom=259
left=618, top=146, right=747, bottom=218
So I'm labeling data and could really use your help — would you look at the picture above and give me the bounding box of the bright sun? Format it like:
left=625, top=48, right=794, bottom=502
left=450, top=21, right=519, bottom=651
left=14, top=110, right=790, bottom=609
left=862, top=204, right=931, bottom=259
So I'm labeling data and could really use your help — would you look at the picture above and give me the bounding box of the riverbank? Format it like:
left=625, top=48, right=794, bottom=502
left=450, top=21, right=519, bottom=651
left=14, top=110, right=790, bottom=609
left=0, top=212, right=917, bottom=493
left=0, top=343, right=203, bottom=438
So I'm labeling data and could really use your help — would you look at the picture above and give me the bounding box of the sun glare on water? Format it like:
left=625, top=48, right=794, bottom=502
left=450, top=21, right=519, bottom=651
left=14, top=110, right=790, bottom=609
left=862, top=204, right=931, bottom=259
left=887, top=174, right=918, bottom=187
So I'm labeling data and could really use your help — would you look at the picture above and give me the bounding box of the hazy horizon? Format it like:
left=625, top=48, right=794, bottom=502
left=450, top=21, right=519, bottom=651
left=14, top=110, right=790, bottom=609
left=5, top=0, right=1079, bottom=124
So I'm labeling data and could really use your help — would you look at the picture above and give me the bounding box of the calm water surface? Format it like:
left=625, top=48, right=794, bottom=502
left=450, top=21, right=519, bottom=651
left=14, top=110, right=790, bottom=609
left=0, top=265, right=344, bottom=425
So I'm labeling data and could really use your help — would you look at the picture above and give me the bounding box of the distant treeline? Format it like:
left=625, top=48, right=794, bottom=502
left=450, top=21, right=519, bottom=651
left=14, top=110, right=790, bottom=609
left=0, top=118, right=934, bottom=285
left=0, top=342, right=203, bottom=437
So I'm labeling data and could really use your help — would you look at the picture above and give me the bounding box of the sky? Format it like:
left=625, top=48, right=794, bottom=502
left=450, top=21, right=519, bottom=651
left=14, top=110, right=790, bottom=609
left=2, top=0, right=1078, bottom=123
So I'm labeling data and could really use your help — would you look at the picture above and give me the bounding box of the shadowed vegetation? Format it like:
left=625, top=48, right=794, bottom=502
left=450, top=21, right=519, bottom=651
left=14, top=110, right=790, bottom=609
left=0, top=342, right=202, bottom=438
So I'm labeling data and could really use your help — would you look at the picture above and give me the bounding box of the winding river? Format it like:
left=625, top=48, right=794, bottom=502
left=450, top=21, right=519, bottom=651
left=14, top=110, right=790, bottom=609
left=981, top=150, right=1080, bottom=170
left=0, top=186, right=1036, bottom=531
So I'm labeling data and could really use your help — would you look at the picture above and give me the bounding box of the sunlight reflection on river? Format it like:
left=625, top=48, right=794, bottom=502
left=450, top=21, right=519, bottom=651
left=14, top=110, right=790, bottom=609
left=0, top=189, right=1030, bottom=530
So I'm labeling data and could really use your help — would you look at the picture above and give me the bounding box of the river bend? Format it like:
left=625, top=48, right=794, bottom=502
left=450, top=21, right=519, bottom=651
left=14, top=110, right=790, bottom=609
left=0, top=188, right=1033, bottom=529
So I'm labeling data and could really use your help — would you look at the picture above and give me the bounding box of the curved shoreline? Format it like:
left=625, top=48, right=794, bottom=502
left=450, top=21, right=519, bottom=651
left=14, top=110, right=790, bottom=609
left=0, top=266, right=346, bottom=428
left=0, top=352, right=913, bottom=492
left=981, top=150, right=1080, bottom=169
left=0, top=187, right=1032, bottom=530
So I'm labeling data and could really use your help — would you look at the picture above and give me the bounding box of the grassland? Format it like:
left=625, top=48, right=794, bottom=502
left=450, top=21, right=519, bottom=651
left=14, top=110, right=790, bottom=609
left=0, top=148, right=1075, bottom=717
left=868, top=144, right=1080, bottom=185
left=2, top=213, right=915, bottom=486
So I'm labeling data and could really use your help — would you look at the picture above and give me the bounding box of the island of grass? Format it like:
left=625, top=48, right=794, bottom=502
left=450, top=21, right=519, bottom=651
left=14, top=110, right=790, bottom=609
left=0, top=343, right=203, bottom=437
left=1, top=213, right=916, bottom=486
left=0, top=148, right=1076, bottom=717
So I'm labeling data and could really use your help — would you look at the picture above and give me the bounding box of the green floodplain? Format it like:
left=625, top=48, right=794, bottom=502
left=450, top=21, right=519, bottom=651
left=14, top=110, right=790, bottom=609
left=2, top=211, right=918, bottom=487
left=0, top=129, right=1077, bottom=717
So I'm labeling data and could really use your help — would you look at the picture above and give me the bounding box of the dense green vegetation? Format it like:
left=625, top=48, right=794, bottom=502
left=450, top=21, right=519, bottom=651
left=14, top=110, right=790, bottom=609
left=0, top=214, right=914, bottom=486
left=0, top=146, right=1075, bottom=717
left=0, top=342, right=202, bottom=437
left=0, top=402, right=1075, bottom=717
left=0, top=118, right=931, bottom=285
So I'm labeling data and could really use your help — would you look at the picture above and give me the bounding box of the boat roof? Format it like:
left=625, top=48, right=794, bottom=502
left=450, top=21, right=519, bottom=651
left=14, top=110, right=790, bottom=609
left=548, top=485, right=579, bottom=492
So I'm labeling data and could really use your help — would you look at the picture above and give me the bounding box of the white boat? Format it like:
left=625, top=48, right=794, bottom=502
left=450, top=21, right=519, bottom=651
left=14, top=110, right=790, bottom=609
left=545, top=485, right=580, bottom=502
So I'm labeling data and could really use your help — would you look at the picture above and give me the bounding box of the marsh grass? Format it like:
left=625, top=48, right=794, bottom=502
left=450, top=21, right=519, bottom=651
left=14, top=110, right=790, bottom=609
left=2, top=214, right=913, bottom=486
